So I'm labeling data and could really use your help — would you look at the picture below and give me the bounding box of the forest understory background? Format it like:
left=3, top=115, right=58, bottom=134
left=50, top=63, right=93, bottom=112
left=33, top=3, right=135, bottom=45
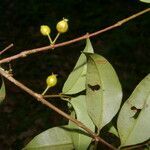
left=0, top=0, right=149, bottom=149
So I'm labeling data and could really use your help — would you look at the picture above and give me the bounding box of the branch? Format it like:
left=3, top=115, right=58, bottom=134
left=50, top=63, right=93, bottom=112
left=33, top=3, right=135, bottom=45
left=0, top=8, right=149, bottom=64
left=43, top=94, right=71, bottom=99
left=0, top=67, right=117, bottom=150
left=0, top=43, right=14, bottom=55
left=120, top=140, right=150, bottom=150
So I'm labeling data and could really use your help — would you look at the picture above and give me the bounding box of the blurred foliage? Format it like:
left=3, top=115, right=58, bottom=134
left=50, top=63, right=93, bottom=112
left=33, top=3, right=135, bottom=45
left=0, top=0, right=149, bottom=149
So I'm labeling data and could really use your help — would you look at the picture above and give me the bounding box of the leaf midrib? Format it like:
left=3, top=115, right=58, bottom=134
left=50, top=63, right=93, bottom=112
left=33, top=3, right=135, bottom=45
left=90, top=55, right=104, bottom=129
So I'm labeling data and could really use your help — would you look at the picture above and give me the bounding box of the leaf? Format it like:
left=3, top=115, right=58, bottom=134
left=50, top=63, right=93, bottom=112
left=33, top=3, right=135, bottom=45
left=62, top=38, right=94, bottom=94
left=68, top=95, right=95, bottom=150
left=86, top=53, right=122, bottom=130
left=140, top=0, right=150, bottom=3
left=0, top=78, right=6, bottom=103
left=108, top=125, right=119, bottom=137
left=144, top=140, right=150, bottom=150
left=23, top=126, right=74, bottom=150
left=117, top=74, right=150, bottom=147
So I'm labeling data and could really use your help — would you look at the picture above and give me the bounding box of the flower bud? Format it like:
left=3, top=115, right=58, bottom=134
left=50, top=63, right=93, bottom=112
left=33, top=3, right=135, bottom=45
left=56, top=18, right=68, bottom=33
left=46, top=74, right=57, bottom=87
left=40, top=25, right=51, bottom=36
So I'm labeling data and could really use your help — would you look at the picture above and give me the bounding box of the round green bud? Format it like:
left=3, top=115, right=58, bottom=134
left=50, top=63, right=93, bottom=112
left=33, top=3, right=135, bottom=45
left=46, top=74, right=57, bottom=87
left=40, top=25, right=51, bottom=36
left=56, top=18, right=68, bottom=33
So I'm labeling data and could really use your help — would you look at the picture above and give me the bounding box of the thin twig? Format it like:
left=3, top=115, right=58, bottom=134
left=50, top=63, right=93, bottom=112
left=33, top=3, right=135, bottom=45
left=0, top=67, right=117, bottom=150
left=0, top=43, right=14, bottom=55
left=47, top=34, right=53, bottom=44
left=94, top=130, right=101, bottom=150
left=42, top=86, right=50, bottom=95
left=44, top=94, right=71, bottom=99
left=52, top=33, right=60, bottom=44
left=120, top=140, right=150, bottom=150
left=44, top=94, right=62, bottom=98
left=43, top=94, right=71, bottom=102
left=0, top=8, right=149, bottom=64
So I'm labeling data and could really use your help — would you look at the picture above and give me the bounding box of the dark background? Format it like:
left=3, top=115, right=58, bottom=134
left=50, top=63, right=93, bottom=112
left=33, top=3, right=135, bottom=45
left=0, top=0, right=149, bottom=149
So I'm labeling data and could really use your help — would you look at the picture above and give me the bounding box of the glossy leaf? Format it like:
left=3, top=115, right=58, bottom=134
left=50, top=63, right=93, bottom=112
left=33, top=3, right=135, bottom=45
left=140, top=0, right=150, bottom=3
left=86, top=53, right=122, bottom=130
left=0, top=78, right=6, bottom=103
left=117, top=74, right=150, bottom=147
left=23, top=126, right=74, bottom=150
left=62, top=38, right=94, bottom=94
left=68, top=95, right=95, bottom=150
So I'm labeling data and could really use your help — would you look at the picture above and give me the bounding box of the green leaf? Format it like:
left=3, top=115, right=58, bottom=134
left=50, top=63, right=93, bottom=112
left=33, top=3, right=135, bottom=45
left=140, top=0, right=150, bottom=3
left=117, top=74, right=150, bottom=147
left=86, top=53, right=122, bottom=130
left=62, top=38, right=94, bottom=94
left=108, top=125, right=119, bottom=137
left=68, top=95, right=95, bottom=150
left=23, top=126, right=74, bottom=150
left=144, top=141, right=150, bottom=150
left=0, top=78, right=6, bottom=103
